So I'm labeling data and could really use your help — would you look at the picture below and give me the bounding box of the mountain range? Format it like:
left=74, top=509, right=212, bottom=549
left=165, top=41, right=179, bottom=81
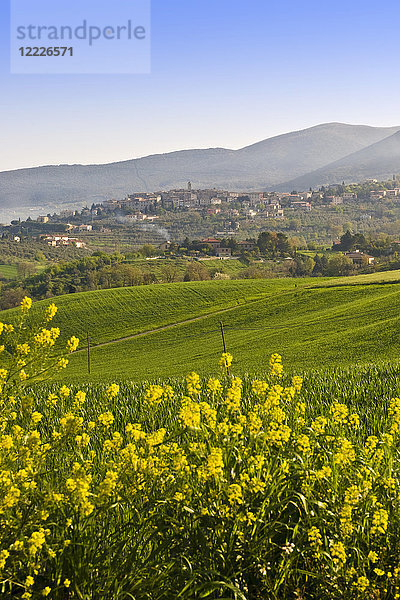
left=1, top=122, right=400, bottom=221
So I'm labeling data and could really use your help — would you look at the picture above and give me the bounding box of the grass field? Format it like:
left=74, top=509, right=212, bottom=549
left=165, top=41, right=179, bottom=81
left=0, top=263, right=18, bottom=279
left=1, top=278, right=300, bottom=345
left=0, top=262, right=47, bottom=280
left=2, top=271, right=400, bottom=382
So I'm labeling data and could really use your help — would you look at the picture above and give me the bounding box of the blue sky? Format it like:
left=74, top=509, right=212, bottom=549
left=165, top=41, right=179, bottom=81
left=1, top=0, right=400, bottom=171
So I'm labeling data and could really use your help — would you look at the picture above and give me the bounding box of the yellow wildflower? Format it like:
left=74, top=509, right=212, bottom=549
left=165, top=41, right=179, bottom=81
left=67, top=336, right=79, bottom=353
left=308, top=526, right=323, bottom=550
left=296, top=434, right=311, bottom=454
left=371, top=507, right=388, bottom=535
left=227, top=483, right=243, bottom=505
left=17, top=343, right=30, bottom=355
left=219, top=352, right=233, bottom=369
left=34, top=328, right=60, bottom=347
left=59, top=385, right=70, bottom=398
left=145, top=385, right=164, bottom=405
left=0, top=549, right=9, bottom=569
left=330, top=541, right=346, bottom=567
left=292, top=375, right=303, bottom=392
left=186, top=371, right=201, bottom=396
left=31, top=411, right=43, bottom=424
left=98, top=412, right=114, bottom=428
left=74, top=390, right=86, bottom=407
left=334, top=438, right=355, bottom=466
left=355, top=576, right=369, bottom=592
left=28, top=529, right=46, bottom=556
left=106, top=383, right=119, bottom=399
left=45, top=303, right=58, bottom=322
left=329, top=402, right=349, bottom=424
left=206, top=447, right=224, bottom=478
left=207, top=377, right=222, bottom=395
left=20, top=296, right=32, bottom=311
left=179, top=398, right=201, bottom=428
left=348, top=413, right=360, bottom=429
left=368, top=551, right=378, bottom=563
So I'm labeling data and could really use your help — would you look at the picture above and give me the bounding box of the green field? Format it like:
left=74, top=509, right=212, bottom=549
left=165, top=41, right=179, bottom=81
left=0, top=263, right=18, bottom=279
left=2, top=271, right=400, bottom=382
left=0, top=262, right=47, bottom=280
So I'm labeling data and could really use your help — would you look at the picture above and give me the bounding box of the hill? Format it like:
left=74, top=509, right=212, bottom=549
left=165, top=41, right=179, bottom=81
left=0, top=123, right=399, bottom=221
left=3, top=271, right=400, bottom=382
left=277, top=129, right=400, bottom=190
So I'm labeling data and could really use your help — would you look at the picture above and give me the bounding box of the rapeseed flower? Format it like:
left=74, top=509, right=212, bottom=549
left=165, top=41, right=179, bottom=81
left=67, top=336, right=79, bottom=353
left=207, top=377, right=222, bottom=395
left=308, top=526, right=323, bottom=550
left=98, top=412, right=114, bottom=428
left=227, top=483, right=243, bottom=505
left=330, top=541, right=346, bottom=567
left=145, top=385, right=164, bottom=405
left=45, top=303, right=58, bottom=322
left=186, top=372, right=201, bottom=396
left=219, top=352, right=233, bottom=369
left=329, top=402, right=349, bottom=424
left=206, top=447, right=224, bottom=478
left=179, top=398, right=201, bottom=428
left=20, top=296, right=32, bottom=312
left=371, top=507, right=388, bottom=535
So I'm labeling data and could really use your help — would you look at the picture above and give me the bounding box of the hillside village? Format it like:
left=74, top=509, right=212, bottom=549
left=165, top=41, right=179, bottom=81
left=2, top=177, right=400, bottom=249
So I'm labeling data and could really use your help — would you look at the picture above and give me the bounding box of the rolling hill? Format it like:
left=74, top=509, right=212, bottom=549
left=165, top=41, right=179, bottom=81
left=2, top=271, right=400, bottom=382
left=278, top=129, right=400, bottom=190
left=1, top=122, right=399, bottom=221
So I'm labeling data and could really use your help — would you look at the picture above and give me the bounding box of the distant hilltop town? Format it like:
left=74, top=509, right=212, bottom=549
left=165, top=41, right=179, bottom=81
left=4, top=176, right=400, bottom=252
left=99, top=182, right=286, bottom=219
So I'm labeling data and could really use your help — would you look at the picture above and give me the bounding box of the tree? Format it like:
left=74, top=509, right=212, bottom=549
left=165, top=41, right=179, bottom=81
left=338, top=230, right=354, bottom=251
left=17, top=262, right=36, bottom=279
left=183, top=262, right=211, bottom=282
left=160, top=264, right=180, bottom=283
left=289, top=256, right=315, bottom=277
left=34, top=251, right=46, bottom=262
left=326, top=255, right=354, bottom=277
left=139, top=244, right=157, bottom=258
left=0, top=287, right=29, bottom=310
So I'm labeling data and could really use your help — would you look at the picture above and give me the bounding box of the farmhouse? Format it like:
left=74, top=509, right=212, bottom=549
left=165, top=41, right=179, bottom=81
left=159, top=241, right=172, bottom=252
left=201, top=238, right=221, bottom=249
left=238, top=240, right=256, bottom=252
left=216, top=247, right=232, bottom=258
left=290, top=201, right=312, bottom=211
left=345, top=250, right=375, bottom=266
left=42, top=235, right=86, bottom=248
left=327, top=196, right=343, bottom=206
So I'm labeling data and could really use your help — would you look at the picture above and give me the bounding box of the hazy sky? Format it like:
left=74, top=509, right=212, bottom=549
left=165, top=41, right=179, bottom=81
left=1, top=0, right=400, bottom=171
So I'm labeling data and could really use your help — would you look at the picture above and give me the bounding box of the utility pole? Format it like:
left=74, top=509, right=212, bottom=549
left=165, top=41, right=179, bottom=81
left=87, top=332, right=91, bottom=375
left=219, top=321, right=230, bottom=376
left=220, top=321, right=227, bottom=353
